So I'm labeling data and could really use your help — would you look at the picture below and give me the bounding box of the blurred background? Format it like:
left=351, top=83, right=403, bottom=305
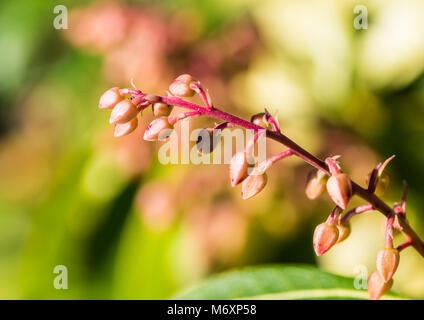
left=1, top=0, right=424, bottom=299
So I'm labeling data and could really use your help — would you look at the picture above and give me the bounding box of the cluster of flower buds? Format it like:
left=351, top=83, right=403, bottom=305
left=367, top=215, right=400, bottom=299
left=98, top=75, right=202, bottom=140
left=228, top=122, right=292, bottom=200
left=312, top=206, right=352, bottom=256
left=305, top=157, right=353, bottom=209
left=228, top=132, right=269, bottom=199
left=310, top=158, right=354, bottom=255
left=99, top=87, right=140, bottom=137
left=99, top=75, right=420, bottom=300
left=307, top=154, right=407, bottom=299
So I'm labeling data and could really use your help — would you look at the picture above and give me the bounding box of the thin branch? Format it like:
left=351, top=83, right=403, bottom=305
left=261, top=149, right=294, bottom=172
left=341, top=204, right=374, bottom=224
left=264, top=108, right=280, bottom=133
left=190, top=82, right=213, bottom=110
left=136, top=94, right=424, bottom=258
left=385, top=215, right=394, bottom=248
left=397, top=240, right=412, bottom=252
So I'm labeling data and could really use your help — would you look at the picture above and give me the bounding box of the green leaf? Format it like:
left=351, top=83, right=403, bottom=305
left=173, top=264, right=405, bottom=300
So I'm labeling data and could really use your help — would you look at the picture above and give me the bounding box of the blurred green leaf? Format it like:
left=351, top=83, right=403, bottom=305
left=174, top=264, right=405, bottom=300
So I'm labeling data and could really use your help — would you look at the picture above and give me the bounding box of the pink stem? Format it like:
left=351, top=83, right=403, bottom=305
left=325, top=157, right=340, bottom=176
left=264, top=109, right=280, bottom=132
left=327, top=206, right=342, bottom=225
left=245, top=130, right=266, bottom=156
left=135, top=100, right=151, bottom=111
left=168, top=111, right=201, bottom=124
left=157, top=95, right=327, bottom=170
left=341, top=204, right=374, bottom=224
left=190, top=82, right=213, bottom=110
left=263, top=149, right=294, bottom=171
left=213, top=122, right=235, bottom=131
left=385, top=215, right=394, bottom=248
left=119, top=88, right=141, bottom=96
left=132, top=94, right=147, bottom=106
left=132, top=93, right=424, bottom=258
left=397, top=239, right=412, bottom=252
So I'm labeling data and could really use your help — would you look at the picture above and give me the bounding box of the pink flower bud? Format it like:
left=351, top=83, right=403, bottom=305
left=336, top=221, right=351, bottom=243
left=229, top=152, right=248, bottom=186
left=113, top=117, right=138, bottom=137
left=143, top=117, right=174, bottom=141
left=305, top=170, right=327, bottom=200
left=109, top=99, right=138, bottom=124
left=99, top=87, right=123, bottom=109
left=152, top=102, right=173, bottom=117
left=176, top=74, right=194, bottom=83
left=368, top=270, right=393, bottom=300
left=376, top=248, right=399, bottom=282
left=250, top=112, right=270, bottom=128
left=326, top=173, right=352, bottom=210
left=169, top=80, right=195, bottom=97
left=313, top=222, right=339, bottom=256
left=241, top=170, right=267, bottom=200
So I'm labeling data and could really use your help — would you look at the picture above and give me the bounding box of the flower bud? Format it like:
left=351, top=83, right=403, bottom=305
left=305, top=170, right=327, bottom=200
left=99, top=87, right=123, bottom=109
left=229, top=152, right=248, bottom=187
left=113, top=117, right=138, bottom=137
left=313, top=222, right=339, bottom=256
left=176, top=74, right=194, bottom=83
left=153, top=102, right=173, bottom=117
left=241, top=170, right=267, bottom=200
left=250, top=113, right=270, bottom=128
left=169, top=74, right=195, bottom=97
left=326, top=173, right=352, bottom=210
left=109, top=99, right=138, bottom=124
left=143, top=117, right=174, bottom=141
left=336, top=221, right=351, bottom=243
left=376, top=248, right=399, bottom=282
left=368, top=270, right=393, bottom=300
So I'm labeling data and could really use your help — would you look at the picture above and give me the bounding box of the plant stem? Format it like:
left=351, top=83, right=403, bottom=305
left=341, top=204, right=374, bottom=224
left=155, top=94, right=424, bottom=258
left=385, top=216, right=394, bottom=248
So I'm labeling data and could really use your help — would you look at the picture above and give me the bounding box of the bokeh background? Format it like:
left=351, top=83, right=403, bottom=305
left=1, top=0, right=424, bottom=299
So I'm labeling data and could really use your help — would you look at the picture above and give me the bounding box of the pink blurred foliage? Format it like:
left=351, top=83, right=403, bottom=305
left=186, top=201, right=248, bottom=267
left=64, top=2, right=130, bottom=53
left=134, top=180, right=177, bottom=231
left=64, top=1, right=261, bottom=94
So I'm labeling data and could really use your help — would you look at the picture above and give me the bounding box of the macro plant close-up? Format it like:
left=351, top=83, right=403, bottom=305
left=1, top=0, right=424, bottom=307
